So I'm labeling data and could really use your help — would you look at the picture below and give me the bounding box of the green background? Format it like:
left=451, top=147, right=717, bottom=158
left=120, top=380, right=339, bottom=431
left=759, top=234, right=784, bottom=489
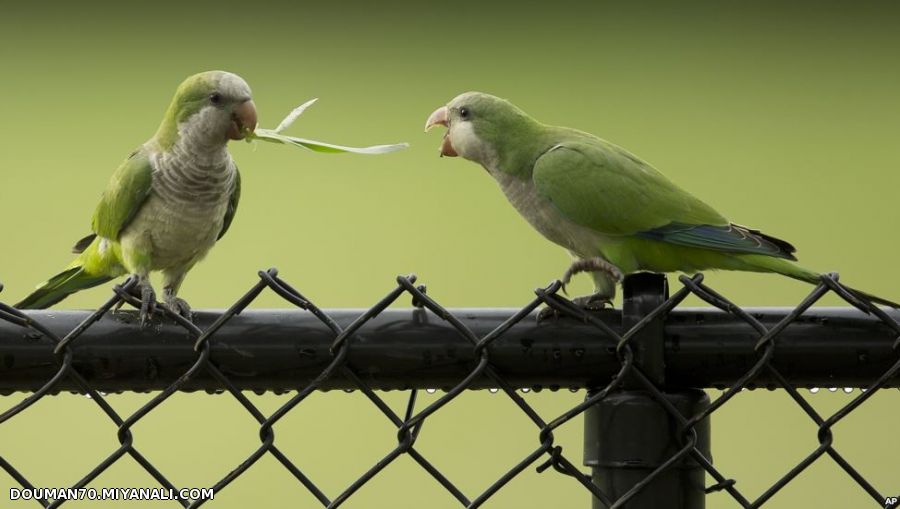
left=1, top=1, right=898, bottom=507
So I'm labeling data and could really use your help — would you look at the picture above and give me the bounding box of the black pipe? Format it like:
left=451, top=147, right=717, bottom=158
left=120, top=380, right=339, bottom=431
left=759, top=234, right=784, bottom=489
left=0, top=305, right=897, bottom=394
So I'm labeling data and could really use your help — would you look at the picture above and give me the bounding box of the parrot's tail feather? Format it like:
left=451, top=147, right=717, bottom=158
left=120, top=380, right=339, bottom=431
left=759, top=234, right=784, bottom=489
left=72, top=233, right=97, bottom=254
left=15, top=266, right=114, bottom=309
left=841, top=286, right=900, bottom=310
left=740, top=255, right=900, bottom=309
left=774, top=265, right=900, bottom=309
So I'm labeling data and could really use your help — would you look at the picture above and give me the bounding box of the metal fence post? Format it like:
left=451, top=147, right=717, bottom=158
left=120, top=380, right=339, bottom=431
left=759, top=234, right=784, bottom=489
left=584, top=273, right=711, bottom=508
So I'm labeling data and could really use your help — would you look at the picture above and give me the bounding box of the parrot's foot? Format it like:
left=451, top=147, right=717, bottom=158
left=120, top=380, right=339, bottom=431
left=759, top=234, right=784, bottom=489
left=560, top=257, right=623, bottom=294
left=139, top=283, right=157, bottom=328
left=572, top=293, right=613, bottom=310
left=536, top=306, right=562, bottom=322
left=537, top=292, right=613, bottom=321
left=163, top=297, right=193, bottom=321
left=115, top=280, right=158, bottom=326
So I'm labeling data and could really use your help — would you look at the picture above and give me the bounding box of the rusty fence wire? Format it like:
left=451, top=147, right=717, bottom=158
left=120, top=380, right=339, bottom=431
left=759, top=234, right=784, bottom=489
left=0, top=269, right=898, bottom=508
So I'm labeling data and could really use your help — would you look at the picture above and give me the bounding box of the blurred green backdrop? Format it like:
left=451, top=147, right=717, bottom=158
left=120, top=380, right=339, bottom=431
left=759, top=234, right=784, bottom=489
left=1, top=1, right=898, bottom=507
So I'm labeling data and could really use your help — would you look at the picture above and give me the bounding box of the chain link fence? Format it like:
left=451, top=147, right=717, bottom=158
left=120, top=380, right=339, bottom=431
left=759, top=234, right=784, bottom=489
left=0, top=269, right=898, bottom=508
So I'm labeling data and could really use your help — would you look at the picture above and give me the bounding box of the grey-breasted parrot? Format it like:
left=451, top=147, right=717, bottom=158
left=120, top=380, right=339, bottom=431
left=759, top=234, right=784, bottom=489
left=17, top=71, right=256, bottom=323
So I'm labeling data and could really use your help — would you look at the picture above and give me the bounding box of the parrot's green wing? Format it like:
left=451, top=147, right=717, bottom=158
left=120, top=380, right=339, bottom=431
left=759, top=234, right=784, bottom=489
left=532, top=140, right=726, bottom=234
left=532, top=140, right=796, bottom=259
left=91, top=150, right=154, bottom=239
left=217, top=167, right=241, bottom=240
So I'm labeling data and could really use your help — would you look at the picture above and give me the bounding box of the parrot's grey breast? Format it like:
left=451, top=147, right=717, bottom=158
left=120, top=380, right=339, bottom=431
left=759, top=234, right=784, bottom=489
left=121, top=144, right=237, bottom=271
left=489, top=168, right=608, bottom=258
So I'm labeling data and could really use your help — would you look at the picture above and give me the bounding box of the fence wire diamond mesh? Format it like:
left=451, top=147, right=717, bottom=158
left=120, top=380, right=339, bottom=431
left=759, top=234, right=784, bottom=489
left=0, top=269, right=898, bottom=508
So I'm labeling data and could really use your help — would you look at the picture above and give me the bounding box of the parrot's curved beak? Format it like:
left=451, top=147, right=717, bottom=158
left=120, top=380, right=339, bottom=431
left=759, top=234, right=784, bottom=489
left=228, top=99, right=258, bottom=140
left=424, top=106, right=449, bottom=131
left=424, top=105, right=457, bottom=157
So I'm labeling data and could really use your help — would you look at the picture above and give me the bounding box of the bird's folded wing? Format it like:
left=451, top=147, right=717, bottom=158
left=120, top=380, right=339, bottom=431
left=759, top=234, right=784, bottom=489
left=218, top=167, right=240, bottom=240
left=91, top=150, right=154, bottom=240
left=532, top=141, right=796, bottom=258
left=532, top=140, right=727, bottom=236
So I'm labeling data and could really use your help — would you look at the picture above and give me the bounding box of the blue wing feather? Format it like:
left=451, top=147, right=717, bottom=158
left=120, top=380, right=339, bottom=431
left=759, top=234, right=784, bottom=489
left=637, top=222, right=797, bottom=260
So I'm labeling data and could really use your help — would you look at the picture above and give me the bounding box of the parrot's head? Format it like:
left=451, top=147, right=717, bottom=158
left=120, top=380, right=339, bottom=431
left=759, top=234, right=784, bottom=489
left=155, top=71, right=258, bottom=149
left=424, top=92, right=536, bottom=165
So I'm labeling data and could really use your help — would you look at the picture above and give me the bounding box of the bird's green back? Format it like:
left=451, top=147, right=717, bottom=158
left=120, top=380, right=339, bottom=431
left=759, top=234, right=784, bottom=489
left=531, top=136, right=728, bottom=236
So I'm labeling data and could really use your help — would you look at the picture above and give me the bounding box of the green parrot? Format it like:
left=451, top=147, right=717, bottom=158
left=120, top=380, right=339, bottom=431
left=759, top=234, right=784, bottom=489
left=425, top=92, right=898, bottom=309
left=16, top=71, right=257, bottom=323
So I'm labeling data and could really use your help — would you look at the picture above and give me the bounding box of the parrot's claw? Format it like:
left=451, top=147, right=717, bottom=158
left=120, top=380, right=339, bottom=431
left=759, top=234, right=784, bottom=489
left=536, top=306, right=563, bottom=322
left=541, top=257, right=620, bottom=321
left=139, top=284, right=157, bottom=328
left=116, top=280, right=158, bottom=326
left=572, top=293, right=613, bottom=310
left=536, top=292, right=613, bottom=322
left=164, top=297, right=193, bottom=322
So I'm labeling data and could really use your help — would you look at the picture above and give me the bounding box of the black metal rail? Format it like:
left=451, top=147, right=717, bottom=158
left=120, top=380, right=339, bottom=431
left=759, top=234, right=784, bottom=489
left=1, top=306, right=898, bottom=394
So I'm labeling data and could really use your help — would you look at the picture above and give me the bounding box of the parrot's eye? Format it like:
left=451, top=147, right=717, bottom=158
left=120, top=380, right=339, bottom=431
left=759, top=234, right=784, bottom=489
left=209, top=92, right=223, bottom=105
left=459, top=107, right=470, bottom=119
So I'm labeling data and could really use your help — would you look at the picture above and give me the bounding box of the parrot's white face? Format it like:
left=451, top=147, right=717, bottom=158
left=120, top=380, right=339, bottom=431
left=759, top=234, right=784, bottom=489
left=158, top=71, right=258, bottom=151
left=452, top=120, right=496, bottom=165
left=185, top=73, right=256, bottom=147
left=425, top=92, right=522, bottom=171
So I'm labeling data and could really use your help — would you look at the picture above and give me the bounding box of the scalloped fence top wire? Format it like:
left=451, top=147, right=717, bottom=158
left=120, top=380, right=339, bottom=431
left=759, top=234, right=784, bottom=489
left=0, top=269, right=899, bottom=508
